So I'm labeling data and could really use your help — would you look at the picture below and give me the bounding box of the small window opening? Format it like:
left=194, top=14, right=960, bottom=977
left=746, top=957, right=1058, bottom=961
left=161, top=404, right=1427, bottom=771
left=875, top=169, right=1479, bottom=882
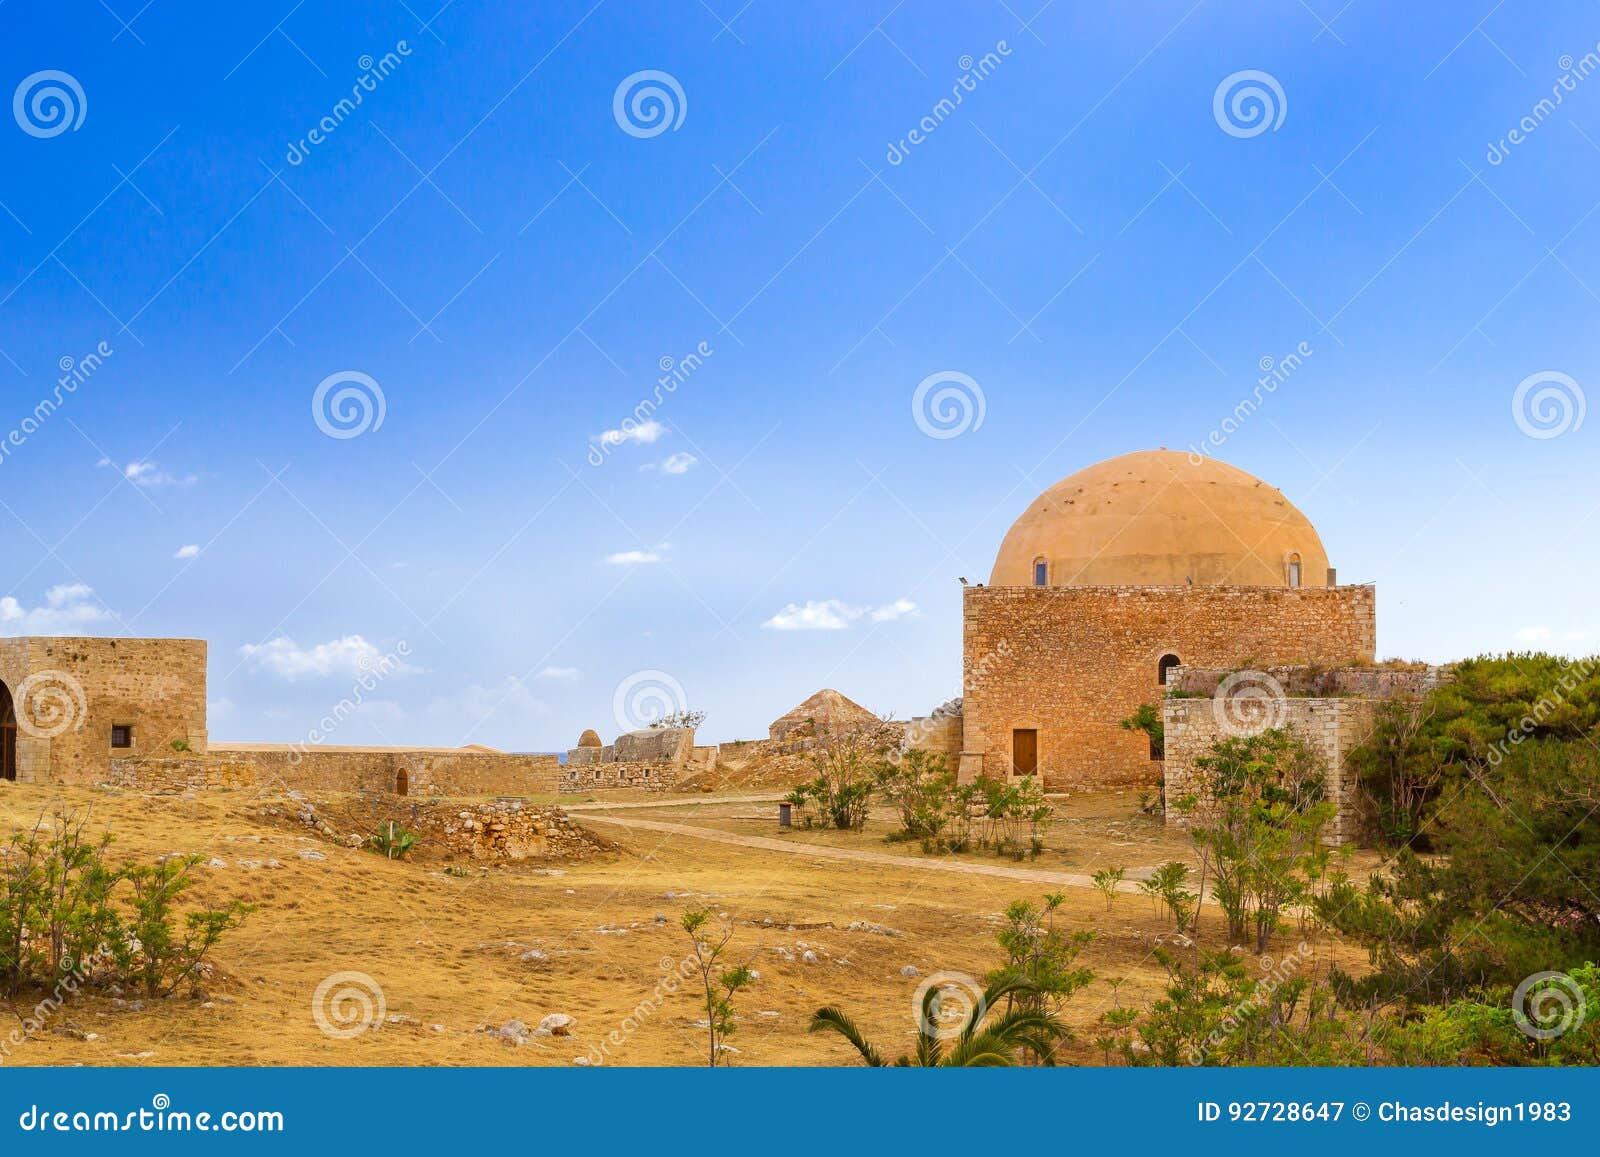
left=110, top=724, right=133, bottom=749
left=1287, top=552, right=1302, bottom=588
left=1032, top=557, right=1048, bottom=587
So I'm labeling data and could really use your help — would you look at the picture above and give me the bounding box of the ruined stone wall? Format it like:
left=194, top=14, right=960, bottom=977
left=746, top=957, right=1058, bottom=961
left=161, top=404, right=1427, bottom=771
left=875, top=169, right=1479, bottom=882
left=960, top=585, right=1376, bottom=791
left=0, top=637, right=208, bottom=784
left=108, top=755, right=257, bottom=793
left=411, top=801, right=609, bottom=862
left=1168, top=664, right=1447, bottom=700
left=1163, top=695, right=1378, bottom=845
left=559, top=760, right=679, bottom=793
left=898, top=712, right=963, bottom=768
left=112, top=746, right=561, bottom=797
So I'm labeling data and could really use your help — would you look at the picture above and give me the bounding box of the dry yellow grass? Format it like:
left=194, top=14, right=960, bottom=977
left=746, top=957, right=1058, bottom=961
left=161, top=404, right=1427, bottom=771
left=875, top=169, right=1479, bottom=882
left=0, top=782, right=1375, bottom=1067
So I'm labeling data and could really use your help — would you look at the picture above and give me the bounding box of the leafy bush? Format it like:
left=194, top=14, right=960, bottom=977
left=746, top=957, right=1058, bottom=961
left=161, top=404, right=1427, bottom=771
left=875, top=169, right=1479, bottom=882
left=1, top=810, right=250, bottom=1001
left=1174, top=727, right=1335, bottom=950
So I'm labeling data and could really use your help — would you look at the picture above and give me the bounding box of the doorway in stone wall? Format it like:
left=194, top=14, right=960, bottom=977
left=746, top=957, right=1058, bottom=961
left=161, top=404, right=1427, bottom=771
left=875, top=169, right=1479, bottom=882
left=0, top=680, right=15, bottom=782
left=395, top=767, right=409, bottom=796
left=1012, top=728, right=1037, bottom=777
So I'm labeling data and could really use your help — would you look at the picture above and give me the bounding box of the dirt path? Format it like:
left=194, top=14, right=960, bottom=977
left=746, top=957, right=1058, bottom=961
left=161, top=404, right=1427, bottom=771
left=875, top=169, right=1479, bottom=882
left=563, top=794, right=785, bottom=812
left=576, top=812, right=1148, bottom=893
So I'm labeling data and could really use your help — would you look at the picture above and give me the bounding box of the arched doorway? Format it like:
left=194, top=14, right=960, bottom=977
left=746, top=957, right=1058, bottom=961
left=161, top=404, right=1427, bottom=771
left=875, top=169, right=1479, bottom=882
left=0, top=680, right=15, bottom=782
left=1157, top=653, right=1181, bottom=688
left=395, top=767, right=409, bottom=796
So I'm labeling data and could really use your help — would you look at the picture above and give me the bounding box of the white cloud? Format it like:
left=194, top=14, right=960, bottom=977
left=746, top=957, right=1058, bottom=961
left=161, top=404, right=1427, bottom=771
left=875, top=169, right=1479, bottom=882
left=174, top=544, right=200, bottom=560
left=660, top=452, right=697, bottom=475
left=870, top=598, right=918, bottom=622
left=607, top=549, right=664, bottom=565
left=100, top=458, right=196, bottom=487
left=763, top=597, right=919, bottom=632
left=1515, top=626, right=1553, bottom=643
left=764, top=599, right=855, bottom=631
left=537, top=665, right=579, bottom=682
left=0, top=584, right=114, bottom=634
left=426, top=676, right=549, bottom=729
left=239, top=634, right=419, bottom=681
left=596, top=420, right=665, bottom=448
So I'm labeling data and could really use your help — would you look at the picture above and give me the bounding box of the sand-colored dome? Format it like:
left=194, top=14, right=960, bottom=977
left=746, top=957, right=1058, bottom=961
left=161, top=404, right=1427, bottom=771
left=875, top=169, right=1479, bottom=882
left=577, top=728, right=602, bottom=748
left=990, top=450, right=1331, bottom=588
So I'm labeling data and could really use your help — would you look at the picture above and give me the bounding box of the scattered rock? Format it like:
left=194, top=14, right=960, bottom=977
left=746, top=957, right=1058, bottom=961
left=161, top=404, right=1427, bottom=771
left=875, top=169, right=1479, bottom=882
left=430, top=1024, right=445, bottom=1034
left=901, top=965, right=921, bottom=978
left=205, top=858, right=227, bottom=869
left=519, top=949, right=548, bottom=963
left=298, top=850, right=326, bottom=861
left=539, top=1013, right=575, bottom=1037
left=801, top=950, right=818, bottom=965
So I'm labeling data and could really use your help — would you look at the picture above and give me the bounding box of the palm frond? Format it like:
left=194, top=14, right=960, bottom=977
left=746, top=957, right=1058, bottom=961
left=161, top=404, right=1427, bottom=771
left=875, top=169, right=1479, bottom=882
left=809, top=1005, right=887, bottom=1066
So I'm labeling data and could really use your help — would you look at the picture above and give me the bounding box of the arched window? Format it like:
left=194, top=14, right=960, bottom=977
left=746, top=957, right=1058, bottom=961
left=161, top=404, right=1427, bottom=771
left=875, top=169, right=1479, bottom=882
left=1157, top=653, right=1181, bottom=687
left=1032, top=557, right=1048, bottom=587
left=1287, top=552, right=1302, bottom=588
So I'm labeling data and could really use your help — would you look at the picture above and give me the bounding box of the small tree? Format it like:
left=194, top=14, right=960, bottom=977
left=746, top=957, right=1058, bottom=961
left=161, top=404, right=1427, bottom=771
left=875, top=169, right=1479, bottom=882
left=1119, top=703, right=1164, bottom=759
left=649, top=709, right=707, bottom=731
left=794, top=719, right=901, bottom=831
left=680, top=907, right=754, bottom=1066
left=1091, top=866, right=1127, bottom=910
left=115, top=856, right=252, bottom=999
left=1177, top=727, right=1334, bottom=951
left=875, top=748, right=957, bottom=845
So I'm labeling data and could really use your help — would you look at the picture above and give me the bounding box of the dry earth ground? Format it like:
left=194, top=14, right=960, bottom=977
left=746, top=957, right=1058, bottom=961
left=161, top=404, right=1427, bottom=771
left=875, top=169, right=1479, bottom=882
left=0, top=783, right=1376, bottom=1067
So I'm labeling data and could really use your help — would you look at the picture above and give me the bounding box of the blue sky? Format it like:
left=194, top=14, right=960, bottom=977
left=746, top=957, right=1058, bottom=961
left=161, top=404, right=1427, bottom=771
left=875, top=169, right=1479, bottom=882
left=1, top=0, right=1597, bottom=751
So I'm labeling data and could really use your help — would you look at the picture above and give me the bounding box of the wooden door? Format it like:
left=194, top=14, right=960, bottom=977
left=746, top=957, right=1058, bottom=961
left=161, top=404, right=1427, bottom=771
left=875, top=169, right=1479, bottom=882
left=1012, top=729, right=1037, bottom=777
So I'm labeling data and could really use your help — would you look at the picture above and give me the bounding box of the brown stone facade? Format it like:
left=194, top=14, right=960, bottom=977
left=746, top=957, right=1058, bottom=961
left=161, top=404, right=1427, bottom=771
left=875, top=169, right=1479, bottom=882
left=0, top=636, right=208, bottom=784
left=111, top=746, right=561, bottom=797
left=960, top=584, right=1376, bottom=790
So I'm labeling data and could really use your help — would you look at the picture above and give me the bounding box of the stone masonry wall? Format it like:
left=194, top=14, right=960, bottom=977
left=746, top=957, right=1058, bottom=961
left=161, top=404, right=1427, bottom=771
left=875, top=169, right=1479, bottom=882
left=0, top=637, right=208, bottom=784
left=559, top=760, right=679, bottom=793
left=1163, top=695, right=1378, bottom=846
left=961, top=584, right=1376, bottom=791
left=112, top=746, right=561, bottom=797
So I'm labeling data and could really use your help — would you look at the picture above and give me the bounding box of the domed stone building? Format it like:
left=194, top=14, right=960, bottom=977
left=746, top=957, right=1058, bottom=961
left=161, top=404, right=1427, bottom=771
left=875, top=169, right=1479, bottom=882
left=961, top=450, right=1376, bottom=789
